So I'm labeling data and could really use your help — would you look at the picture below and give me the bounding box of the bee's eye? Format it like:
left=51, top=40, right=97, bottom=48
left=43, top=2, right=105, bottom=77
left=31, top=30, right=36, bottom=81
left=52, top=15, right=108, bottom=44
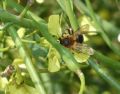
left=76, top=34, right=84, bottom=43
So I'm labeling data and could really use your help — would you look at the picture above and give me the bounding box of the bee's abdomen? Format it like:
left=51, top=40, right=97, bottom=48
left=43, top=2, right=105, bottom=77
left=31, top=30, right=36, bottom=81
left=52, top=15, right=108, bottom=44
left=76, top=34, right=84, bottom=43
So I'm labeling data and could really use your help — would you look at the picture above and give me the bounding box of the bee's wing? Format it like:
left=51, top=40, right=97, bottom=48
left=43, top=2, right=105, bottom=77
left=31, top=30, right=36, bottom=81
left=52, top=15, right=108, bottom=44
left=73, top=43, right=94, bottom=55
left=79, top=24, right=89, bottom=34
left=72, top=43, right=94, bottom=63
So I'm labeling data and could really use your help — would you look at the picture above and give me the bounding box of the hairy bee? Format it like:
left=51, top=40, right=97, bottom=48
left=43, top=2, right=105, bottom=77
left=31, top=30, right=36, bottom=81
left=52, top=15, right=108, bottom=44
left=59, top=24, right=94, bottom=55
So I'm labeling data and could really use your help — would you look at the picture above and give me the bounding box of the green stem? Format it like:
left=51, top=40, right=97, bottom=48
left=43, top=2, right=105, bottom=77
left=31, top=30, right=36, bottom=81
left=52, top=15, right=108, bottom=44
left=8, top=26, right=46, bottom=94
left=19, top=3, right=31, bottom=18
left=2, top=0, right=7, bottom=10
left=85, top=0, right=101, bottom=30
left=116, top=0, right=120, bottom=10
left=22, top=39, right=36, bottom=44
left=88, top=59, right=120, bottom=91
left=93, top=50, right=120, bottom=69
left=76, top=70, right=85, bottom=94
left=56, top=0, right=66, bottom=12
left=19, top=0, right=33, bottom=18
left=0, top=47, right=9, bottom=52
left=57, top=0, right=79, bottom=31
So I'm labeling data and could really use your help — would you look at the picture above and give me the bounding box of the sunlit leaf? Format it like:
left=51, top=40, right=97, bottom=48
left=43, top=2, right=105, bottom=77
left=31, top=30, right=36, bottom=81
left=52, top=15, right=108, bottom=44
left=48, top=56, right=60, bottom=72
left=5, top=37, right=15, bottom=48
left=79, top=16, right=97, bottom=35
left=74, top=52, right=90, bottom=63
left=5, top=83, right=39, bottom=94
left=13, top=58, right=23, bottom=65
left=48, top=48, right=61, bottom=72
left=39, top=37, right=61, bottom=72
left=73, top=44, right=94, bottom=63
left=118, top=33, right=120, bottom=42
left=48, top=15, right=62, bottom=38
left=15, top=71, right=24, bottom=85
left=17, top=28, right=26, bottom=38
left=36, top=0, right=44, bottom=4
left=5, top=28, right=26, bottom=48
left=0, top=77, right=8, bottom=91
left=39, top=37, right=51, bottom=48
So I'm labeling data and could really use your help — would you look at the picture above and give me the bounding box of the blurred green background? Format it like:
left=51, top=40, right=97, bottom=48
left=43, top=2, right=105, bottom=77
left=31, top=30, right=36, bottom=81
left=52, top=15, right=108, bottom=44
left=0, top=0, right=120, bottom=94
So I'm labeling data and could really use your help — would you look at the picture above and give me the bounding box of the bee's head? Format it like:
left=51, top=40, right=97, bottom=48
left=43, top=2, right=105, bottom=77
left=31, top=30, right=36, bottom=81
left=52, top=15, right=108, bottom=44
left=59, top=37, right=74, bottom=47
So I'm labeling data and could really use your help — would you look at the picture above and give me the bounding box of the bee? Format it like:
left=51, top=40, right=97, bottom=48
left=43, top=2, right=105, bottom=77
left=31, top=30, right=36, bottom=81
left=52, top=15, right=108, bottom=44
left=59, top=24, right=94, bottom=55
left=0, top=65, right=15, bottom=78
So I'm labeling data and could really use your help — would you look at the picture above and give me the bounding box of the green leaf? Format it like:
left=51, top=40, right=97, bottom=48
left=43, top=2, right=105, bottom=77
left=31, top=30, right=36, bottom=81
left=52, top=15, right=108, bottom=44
left=0, top=77, right=8, bottom=91
left=48, top=56, right=60, bottom=72
left=5, top=37, right=15, bottom=48
left=74, top=52, right=90, bottom=63
left=48, top=15, right=62, bottom=38
left=36, top=0, right=44, bottom=4
left=17, top=27, right=26, bottom=38
left=5, top=83, right=39, bottom=94
left=56, top=0, right=73, bottom=12
left=39, top=37, right=61, bottom=72
left=48, top=48, right=61, bottom=72
left=15, top=71, right=24, bottom=85
left=73, top=44, right=94, bottom=63
left=39, top=37, right=51, bottom=48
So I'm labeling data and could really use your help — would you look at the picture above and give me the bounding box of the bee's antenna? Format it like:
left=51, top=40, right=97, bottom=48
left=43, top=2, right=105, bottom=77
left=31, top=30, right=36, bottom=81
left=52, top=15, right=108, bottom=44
left=75, top=27, right=80, bottom=33
left=66, top=28, right=73, bottom=35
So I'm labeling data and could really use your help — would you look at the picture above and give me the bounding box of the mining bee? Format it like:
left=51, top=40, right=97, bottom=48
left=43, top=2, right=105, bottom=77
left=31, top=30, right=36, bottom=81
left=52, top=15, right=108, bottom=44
left=59, top=24, right=94, bottom=55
